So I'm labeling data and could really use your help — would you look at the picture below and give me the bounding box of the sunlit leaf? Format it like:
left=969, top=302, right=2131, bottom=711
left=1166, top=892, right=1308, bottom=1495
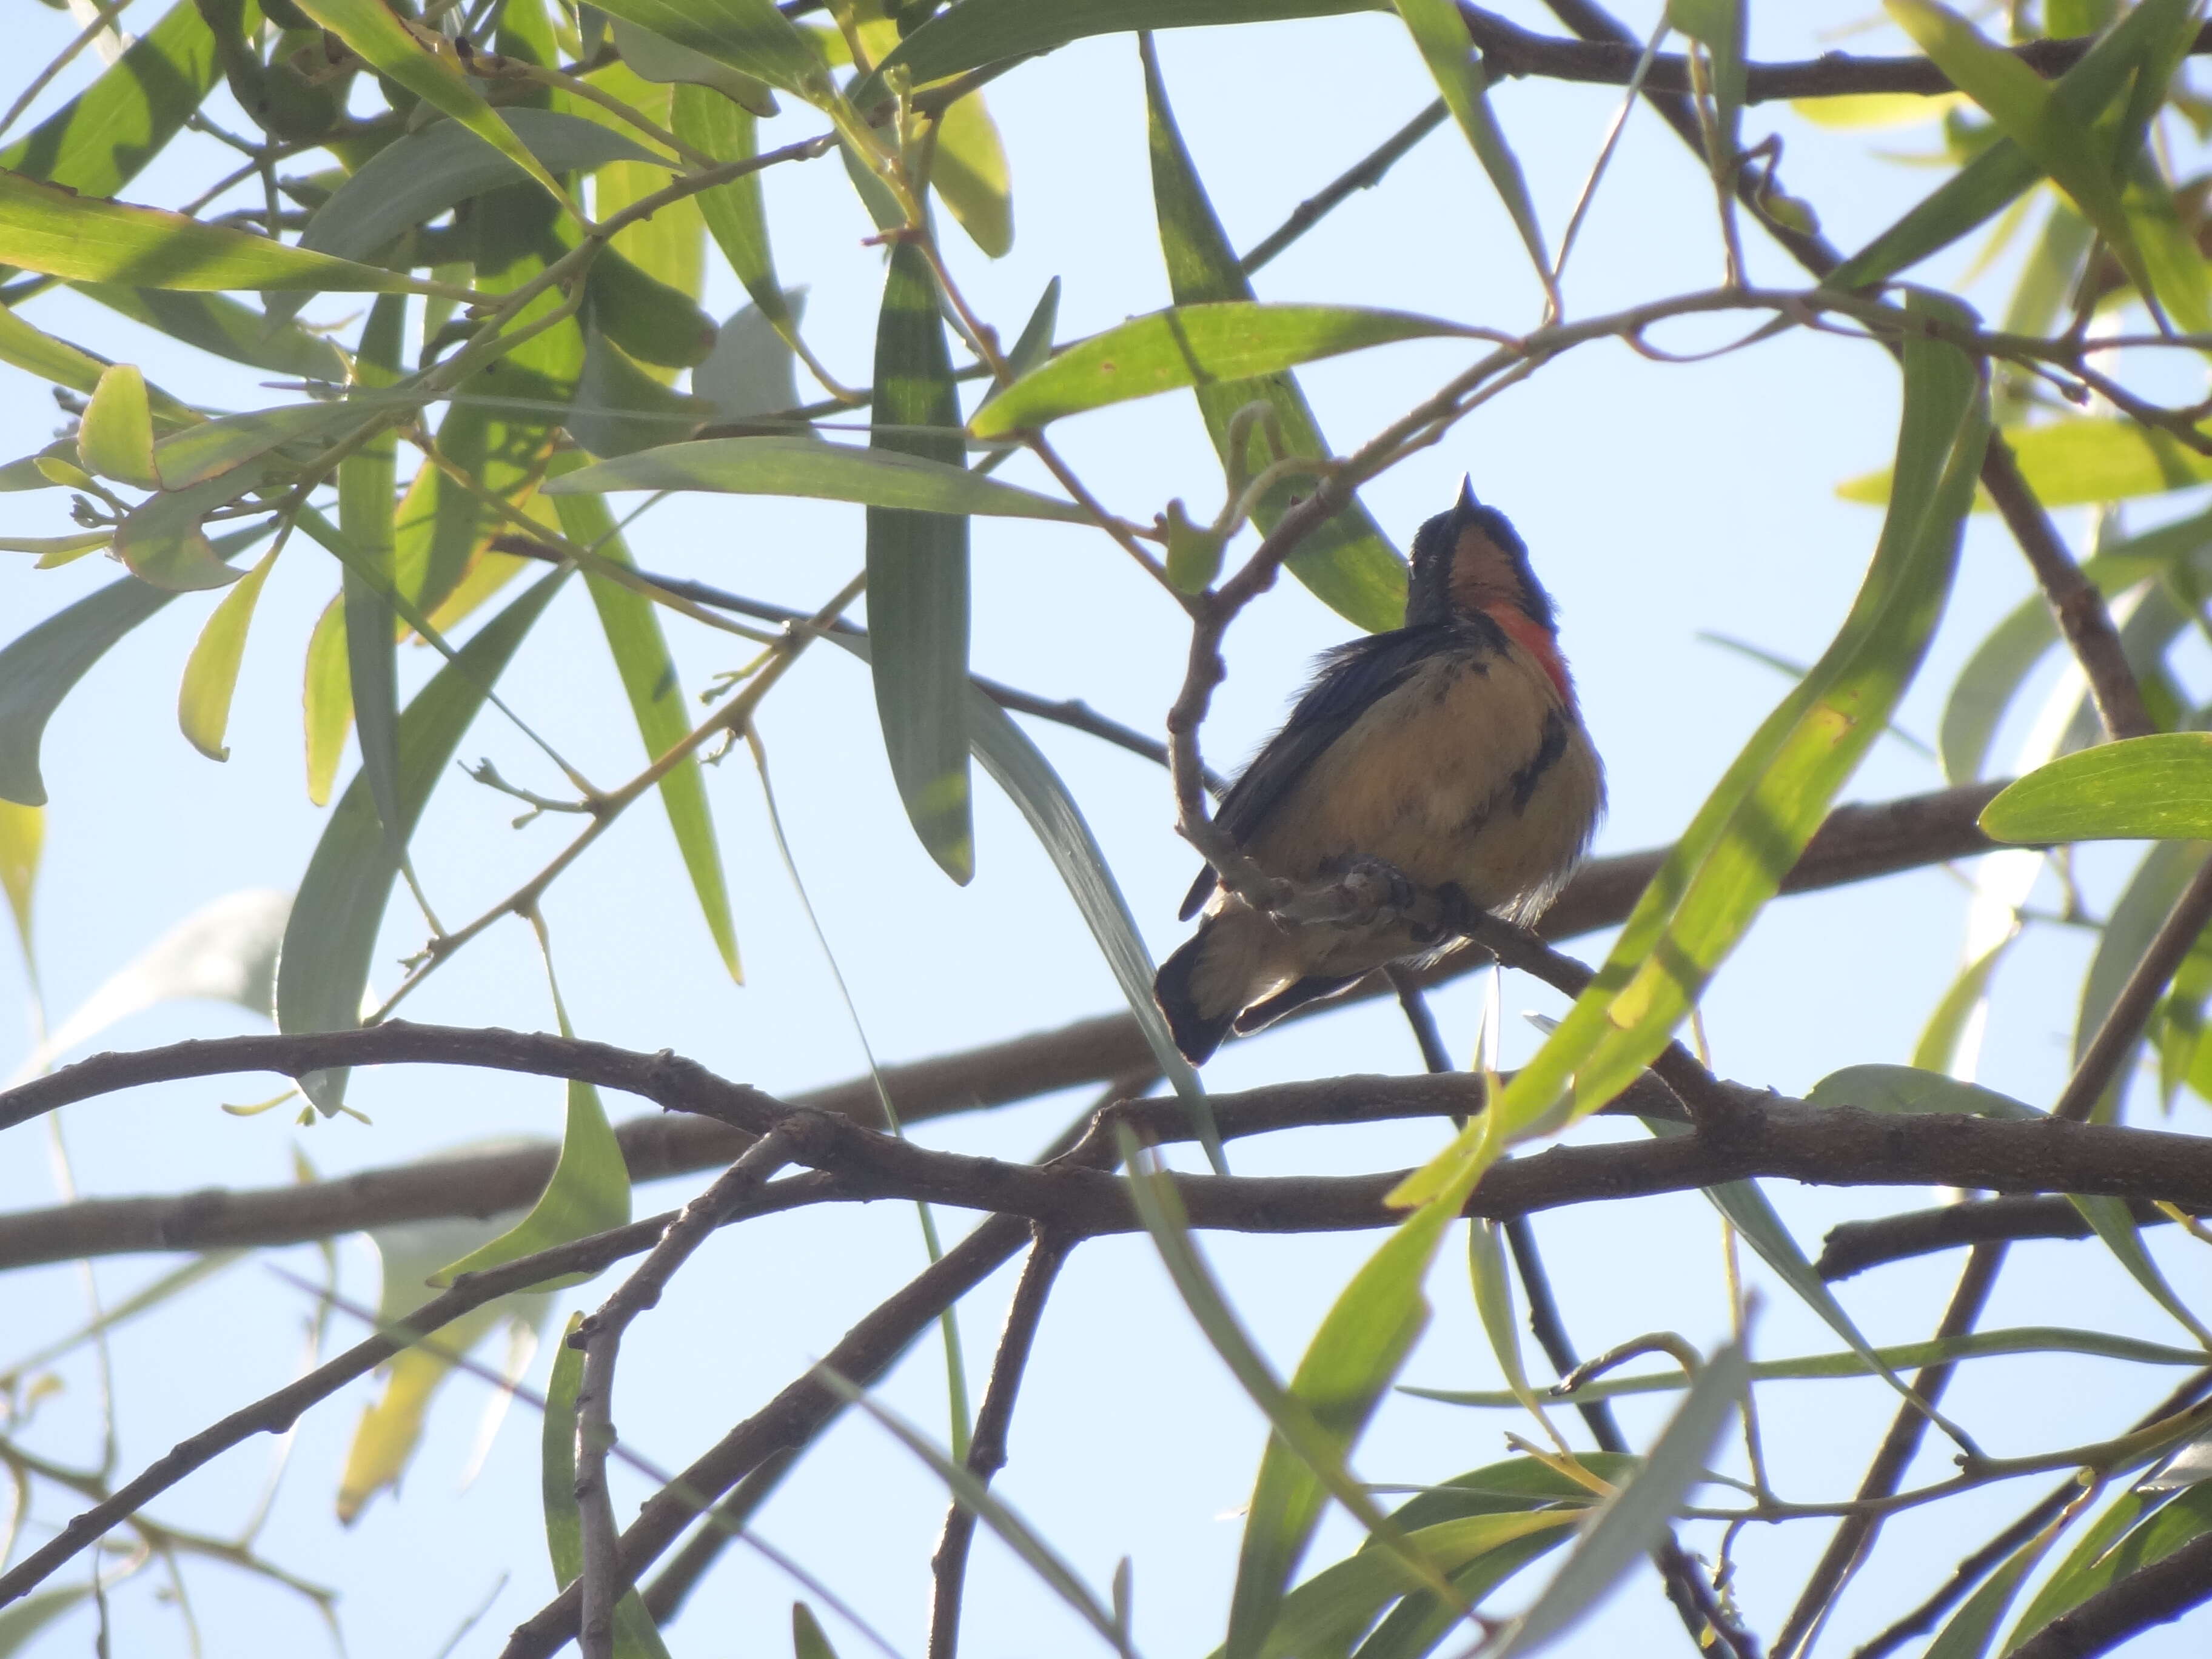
left=76, top=285, right=348, bottom=383
left=969, top=303, right=1470, bottom=438
left=0, top=799, right=38, bottom=978
left=303, top=595, right=352, bottom=808
left=1395, top=0, right=1551, bottom=283
left=932, top=90, right=1013, bottom=258
left=178, top=540, right=281, bottom=761
left=0, top=0, right=224, bottom=199
left=543, top=434, right=1088, bottom=520
left=1983, top=734, right=2212, bottom=843
left=1144, top=42, right=1407, bottom=633
left=609, top=16, right=779, bottom=116
left=1923, top=1524, right=2059, bottom=1659
left=77, top=363, right=157, bottom=489
left=566, top=326, right=714, bottom=458
left=587, top=0, right=834, bottom=101
left=1807, top=1062, right=2038, bottom=1118
left=672, top=84, right=797, bottom=342
left=2006, top=1484, right=2212, bottom=1647
left=297, top=109, right=661, bottom=268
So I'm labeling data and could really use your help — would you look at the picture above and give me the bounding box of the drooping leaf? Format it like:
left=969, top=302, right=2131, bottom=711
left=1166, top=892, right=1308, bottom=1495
left=608, top=16, right=780, bottom=116
left=867, top=240, right=974, bottom=883
left=970, top=303, right=1470, bottom=438
left=0, top=0, right=224, bottom=199
left=0, top=303, right=187, bottom=427
left=178, top=540, right=282, bottom=761
left=549, top=453, right=740, bottom=979
left=0, top=799, right=35, bottom=974
left=435, top=1070, right=630, bottom=1289
left=2005, top=1484, right=2212, bottom=1648
left=931, top=90, right=1013, bottom=258
left=276, top=571, right=568, bottom=1113
left=1983, top=734, right=2212, bottom=843
left=297, top=109, right=662, bottom=267
left=294, top=0, right=577, bottom=215
left=1143, top=42, right=1407, bottom=633
left=1490, top=1340, right=1748, bottom=1656
left=543, top=434, right=1088, bottom=520
left=0, top=170, right=449, bottom=293
left=113, top=483, right=258, bottom=590
left=1393, top=0, right=1551, bottom=286
left=586, top=0, right=836, bottom=101
left=77, top=363, right=158, bottom=489
left=671, top=84, right=796, bottom=340
left=0, top=576, right=181, bottom=805
left=341, top=297, right=409, bottom=863
left=791, top=1603, right=842, bottom=1659
left=303, top=595, right=352, bottom=808
left=583, top=247, right=718, bottom=370
left=1923, top=1525, right=2062, bottom=1659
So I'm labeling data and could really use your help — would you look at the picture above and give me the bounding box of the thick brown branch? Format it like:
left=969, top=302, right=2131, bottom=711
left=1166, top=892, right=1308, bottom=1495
left=2009, top=1524, right=2212, bottom=1658
left=1817, top=1195, right=2184, bottom=1279
left=1460, top=5, right=2212, bottom=105
left=0, top=782, right=2002, bottom=1269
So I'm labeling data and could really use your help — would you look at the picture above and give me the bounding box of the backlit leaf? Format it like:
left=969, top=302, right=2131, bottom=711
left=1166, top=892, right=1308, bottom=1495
left=1983, top=734, right=2212, bottom=843
left=178, top=540, right=281, bottom=761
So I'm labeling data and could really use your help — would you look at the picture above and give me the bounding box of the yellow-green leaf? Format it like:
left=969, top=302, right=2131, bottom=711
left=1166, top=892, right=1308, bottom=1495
left=931, top=92, right=1013, bottom=258
left=76, top=364, right=158, bottom=489
left=303, top=596, right=352, bottom=808
left=1983, top=732, right=2212, bottom=843
left=177, top=541, right=281, bottom=761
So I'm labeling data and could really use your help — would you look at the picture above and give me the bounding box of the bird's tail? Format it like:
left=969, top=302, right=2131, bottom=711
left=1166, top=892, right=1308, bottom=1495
left=1153, top=923, right=1237, bottom=1065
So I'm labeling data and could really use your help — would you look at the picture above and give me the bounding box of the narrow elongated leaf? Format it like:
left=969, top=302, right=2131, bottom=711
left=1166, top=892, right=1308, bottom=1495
left=933, top=91, right=1013, bottom=257
left=1244, top=1512, right=1578, bottom=1659
left=303, top=596, right=352, bottom=808
left=868, top=241, right=974, bottom=883
left=543, top=434, right=1088, bottom=520
left=1226, top=1196, right=1459, bottom=1658
left=298, top=110, right=662, bottom=267
left=1393, top=0, right=1550, bottom=283
left=1144, top=44, right=1407, bottom=633
left=76, top=286, right=348, bottom=382
left=1886, top=1, right=2157, bottom=312
left=1925, top=1526, right=2060, bottom=1659
left=1409, top=1327, right=2211, bottom=1407
left=1671, top=0, right=1746, bottom=161
left=178, top=541, right=281, bottom=761
left=791, top=1603, right=842, bottom=1659
left=695, top=293, right=806, bottom=422
left=875, top=0, right=1376, bottom=89
left=79, top=364, right=158, bottom=489
left=0, top=171, right=445, bottom=293
left=672, top=85, right=795, bottom=338
left=294, top=0, right=575, bottom=214
left=150, top=392, right=408, bottom=493
left=276, top=571, right=568, bottom=1112
left=971, top=303, right=1469, bottom=438
left=343, top=297, right=408, bottom=862
left=1409, top=293, right=1987, bottom=1193
left=1492, top=1341, right=1748, bottom=1656
left=0, top=304, right=186, bottom=427
left=609, top=17, right=779, bottom=116
left=550, top=457, right=740, bottom=979
left=0, top=800, right=35, bottom=971
left=437, top=1073, right=630, bottom=1289
left=587, top=0, right=834, bottom=100
left=566, top=326, right=714, bottom=458
left=113, top=476, right=253, bottom=592
left=1831, top=0, right=2197, bottom=289
left=0, top=0, right=222, bottom=198
left=2006, top=1485, right=2212, bottom=1648
left=0, top=1587, right=93, bottom=1655
left=585, top=247, right=717, bottom=371
left=1983, top=734, right=2212, bottom=842
left=1807, top=1063, right=2038, bottom=1118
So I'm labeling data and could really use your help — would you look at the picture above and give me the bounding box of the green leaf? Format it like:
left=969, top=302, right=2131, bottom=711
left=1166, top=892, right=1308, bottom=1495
left=695, top=292, right=805, bottom=423
left=112, top=477, right=256, bottom=592
left=2006, top=1486, right=2212, bottom=1647
left=0, top=170, right=447, bottom=293
left=1670, top=0, right=1746, bottom=161
left=1407, top=1326, right=2211, bottom=1407
left=276, top=570, right=568, bottom=1113
left=567, top=327, right=714, bottom=458
left=1393, top=0, right=1550, bottom=284
left=585, top=246, right=719, bottom=369
left=1226, top=1198, right=1459, bottom=1659
left=609, top=16, right=780, bottom=117
left=1912, top=940, right=2013, bottom=1072
left=1492, top=1339, right=1748, bottom=1657
left=1143, top=42, right=1407, bottom=634
left=0, top=799, right=39, bottom=978
left=550, top=455, right=740, bottom=979
left=0, top=0, right=223, bottom=198
left=437, top=1071, right=631, bottom=1289
left=343, top=297, right=409, bottom=865
left=970, top=303, right=1469, bottom=438
left=1807, top=1062, right=2038, bottom=1119
left=0, top=303, right=186, bottom=428
left=1925, top=1525, right=2060, bottom=1659
left=543, top=434, right=1089, bottom=520
left=294, top=0, right=577, bottom=217
left=1004, top=277, right=1061, bottom=384
left=791, top=1603, right=842, bottom=1659
left=1831, top=0, right=2199, bottom=290
left=0, top=1587, right=93, bottom=1656
left=672, top=85, right=795, bottom=339
left=586, top=0, right=834, bottom=101
left=298, top=109, right=662, bottom=268
left=77, top=363, right=158, bottom=489
left=1983, top=733, right=2212, bottom=842
left=178, top=540, right=281, bottom=761
left=1433, top=292, right=1986, bottom=1182
left=931, top=90, right=1014, bottom=258
left=303, top=595, right=352, bottom=808
left=868, top=240, right=974, bottom=883
left=873, top=0, right=1377, bottom=90
left=76, top=286, right=349, bottom=383
left=0, top=577, right=180, bottom=805
left=814, top=1368, right=1131, bottom=1651
left=1242, top=1512, right=1578, bottom=1659
left=149, top=391, right=407, bottom=493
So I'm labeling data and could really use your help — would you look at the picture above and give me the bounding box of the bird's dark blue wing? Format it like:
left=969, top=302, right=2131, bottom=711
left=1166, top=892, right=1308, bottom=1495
left=1178, top=624, right=1469, bottom=919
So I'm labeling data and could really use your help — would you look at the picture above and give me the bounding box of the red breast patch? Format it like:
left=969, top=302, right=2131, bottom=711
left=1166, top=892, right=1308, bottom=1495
left=1483, top=605, right=1574, bottom=705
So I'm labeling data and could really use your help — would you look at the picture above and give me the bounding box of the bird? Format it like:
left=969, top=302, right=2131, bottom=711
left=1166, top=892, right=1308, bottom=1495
left=1151, top=480, right=1604, bottom=1064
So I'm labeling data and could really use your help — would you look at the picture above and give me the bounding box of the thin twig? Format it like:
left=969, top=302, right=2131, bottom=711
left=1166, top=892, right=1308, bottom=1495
left=927, top=1230, right=1070, bottom=1659
left=1239, top=102, right=1449, bottom=276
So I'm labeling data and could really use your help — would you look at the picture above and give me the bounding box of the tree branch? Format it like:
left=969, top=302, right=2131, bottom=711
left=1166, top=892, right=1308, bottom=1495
left=1817, top=1196, right=2187, bottom=1281
left=2009, top=1521, right=2212, bottom=1658
left=927, top=1230, right=1068, bottom=1659
left=1460, top=5, right=2212, bottom=106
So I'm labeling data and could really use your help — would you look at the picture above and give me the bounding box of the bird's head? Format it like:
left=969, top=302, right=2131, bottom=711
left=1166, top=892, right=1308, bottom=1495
left=1406, top=478, right=1557, bottom=633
